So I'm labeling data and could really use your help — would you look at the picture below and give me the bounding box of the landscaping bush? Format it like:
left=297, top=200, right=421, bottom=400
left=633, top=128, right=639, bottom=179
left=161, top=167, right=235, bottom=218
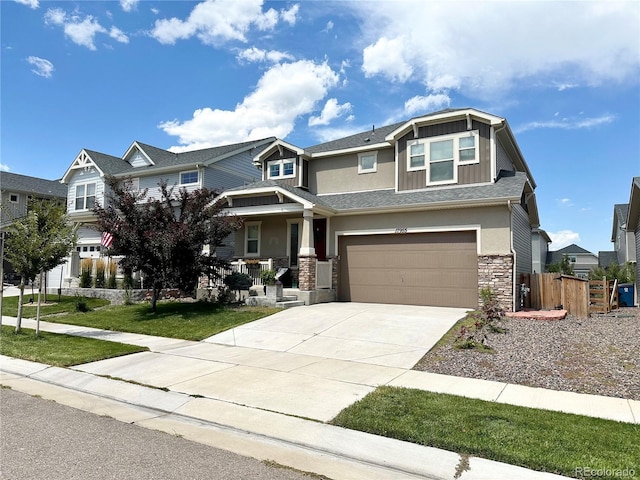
left=224, top=272, right=253, bottom=301
left=106, top=261, right=117, bottom=289
left=74, top=294, right=92, bottom=312
left=79, top=258, right=93, bottom=288
left=454, top=287, right=505, bottom=350
left=94, top=259, right=106, bottom=288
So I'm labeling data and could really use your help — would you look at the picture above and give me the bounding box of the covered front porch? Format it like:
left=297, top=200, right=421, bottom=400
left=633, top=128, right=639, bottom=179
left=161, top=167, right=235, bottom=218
left=216, top=183, right=338, bottom=305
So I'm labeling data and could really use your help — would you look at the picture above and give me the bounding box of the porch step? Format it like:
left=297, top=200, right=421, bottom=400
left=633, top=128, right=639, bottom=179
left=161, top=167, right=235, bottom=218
left=276, top=300, right=305, bottom=309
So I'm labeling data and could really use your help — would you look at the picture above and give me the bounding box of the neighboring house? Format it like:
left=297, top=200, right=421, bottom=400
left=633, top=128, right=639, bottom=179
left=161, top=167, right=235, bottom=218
left=598, top=250, right=618, bottom=268
left=611, top=203, right=636, bottom=265
left=217, top=108, right=542, bottom=311
left=624, top=177, right=640, bottom=306
left=0, top=171, right=67, bottom=228
left=546, top=244, right=598, bottom=278
left=54, top=138, right=274, bottom=286
left=532, top=228, right=551, bottom=273
left=1, top=172, right=68, bottom=282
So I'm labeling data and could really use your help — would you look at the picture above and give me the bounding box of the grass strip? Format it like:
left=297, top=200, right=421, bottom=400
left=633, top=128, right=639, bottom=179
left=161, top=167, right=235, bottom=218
left=24, top=301, right=281, bottom=341
left=331, top=386, right=639, bottom=479
left=0, top=325, right=147, bottom=367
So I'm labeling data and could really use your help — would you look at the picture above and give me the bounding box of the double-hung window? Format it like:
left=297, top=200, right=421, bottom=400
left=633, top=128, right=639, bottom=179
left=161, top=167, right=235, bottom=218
left=267, top=159, right=296, bottom=179
left=407, top=131, right=479, bottom=185
left=75, top=183, right=96, bottom=210
left=245, top=222, right=261, bottom=256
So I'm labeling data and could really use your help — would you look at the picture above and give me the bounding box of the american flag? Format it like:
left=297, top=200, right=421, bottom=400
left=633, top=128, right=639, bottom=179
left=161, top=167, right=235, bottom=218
left=101, top=231, right=114, bottom=248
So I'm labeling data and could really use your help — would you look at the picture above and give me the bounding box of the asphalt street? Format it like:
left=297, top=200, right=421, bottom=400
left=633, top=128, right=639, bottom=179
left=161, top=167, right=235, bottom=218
left=0, top=388, right=328, bottom=480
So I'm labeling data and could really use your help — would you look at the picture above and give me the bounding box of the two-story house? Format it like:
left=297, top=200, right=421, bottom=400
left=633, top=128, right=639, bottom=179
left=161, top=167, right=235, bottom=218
left=55, top=138, right=274, bottom=285
left=216, top=108, right=541, bottom=311
left=546, top=244, right=598, bottom=279
left=611, top=203, right=637, bottom=265
left=1, top=171, right=68, bottom=282
left=623, top=177, right=639, bottom=306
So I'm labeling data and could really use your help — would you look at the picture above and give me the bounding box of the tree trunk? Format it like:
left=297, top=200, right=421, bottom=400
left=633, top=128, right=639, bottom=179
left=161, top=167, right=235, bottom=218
left=36, top=270, right=43, bottom=336
left=16, top=282, right=24, bottom=334
left=150, top=284, right=161, bottom=313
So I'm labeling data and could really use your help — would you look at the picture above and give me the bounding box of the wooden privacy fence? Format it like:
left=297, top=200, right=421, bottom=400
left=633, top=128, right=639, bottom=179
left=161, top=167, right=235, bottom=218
left=588, top=277, right=618, bottom=314
left=520, top=273, right=589, bottom=318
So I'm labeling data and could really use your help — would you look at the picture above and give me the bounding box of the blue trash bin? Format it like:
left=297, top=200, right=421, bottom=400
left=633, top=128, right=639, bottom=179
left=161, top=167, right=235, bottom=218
left=618, top=283, right=634, bottom=307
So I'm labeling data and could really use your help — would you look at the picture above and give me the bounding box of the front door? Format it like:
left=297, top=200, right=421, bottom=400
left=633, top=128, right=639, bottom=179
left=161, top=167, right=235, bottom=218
left=313, top=218, right=327, bottom=261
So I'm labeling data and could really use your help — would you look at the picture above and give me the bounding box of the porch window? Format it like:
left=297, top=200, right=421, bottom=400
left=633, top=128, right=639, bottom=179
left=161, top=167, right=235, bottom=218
left=267, top=159, right=296, bottom=179
left=287, top=220, right=301, bottom=266
left=75, top=183, right=96, bottom=210
left=358, top=152, right=377, bottom=173
left=245, top=222, right=261, bottom=256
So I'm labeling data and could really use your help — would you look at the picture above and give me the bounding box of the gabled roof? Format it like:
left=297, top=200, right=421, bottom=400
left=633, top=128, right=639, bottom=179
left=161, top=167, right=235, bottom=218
left=546, top=244, right=595, bottom=265
left=611, top=203, right=630, bottom=241
left=0, top=171, right=67, bottom=198
left=304, top=121, right=404, bottom=156
left=62, top=138, right=275, bottom=183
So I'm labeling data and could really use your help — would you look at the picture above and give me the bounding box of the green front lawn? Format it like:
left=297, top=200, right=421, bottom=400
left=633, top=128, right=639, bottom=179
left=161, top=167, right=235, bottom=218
left=1, top=295, right=110, bottom=317
left=0, top=325, right=147, bottom=366
left=331, top=386, right=639, bottom=479
left=27, top=301, right=280, bottom=341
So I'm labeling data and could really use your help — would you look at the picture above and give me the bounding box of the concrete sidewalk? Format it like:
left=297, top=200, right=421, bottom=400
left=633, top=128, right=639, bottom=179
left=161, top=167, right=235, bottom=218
left=2, top=306, right=637, bottom=479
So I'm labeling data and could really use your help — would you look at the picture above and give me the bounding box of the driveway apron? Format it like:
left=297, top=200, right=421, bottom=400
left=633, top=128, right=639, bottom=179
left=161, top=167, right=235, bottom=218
left=74, top=303, right=466, bottom=422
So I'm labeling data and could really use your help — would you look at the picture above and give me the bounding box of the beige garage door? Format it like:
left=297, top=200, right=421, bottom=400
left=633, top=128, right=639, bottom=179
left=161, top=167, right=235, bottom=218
left=338, top=231, right=478, bottom=308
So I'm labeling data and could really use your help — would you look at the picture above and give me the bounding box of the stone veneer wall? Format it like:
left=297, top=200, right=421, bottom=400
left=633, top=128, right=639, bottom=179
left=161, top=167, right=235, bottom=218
left=328, top=256, right=339, bottom=290
left=298, top=255, right=317, bottom=291
left=477, top=254, right=514, bottom=312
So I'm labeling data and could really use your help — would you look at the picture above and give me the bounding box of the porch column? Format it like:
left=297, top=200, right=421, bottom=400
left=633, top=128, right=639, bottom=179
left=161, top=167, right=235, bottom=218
left=298, top=208, right=317, bottom=290
left=299, top=208, right=315, bottom=256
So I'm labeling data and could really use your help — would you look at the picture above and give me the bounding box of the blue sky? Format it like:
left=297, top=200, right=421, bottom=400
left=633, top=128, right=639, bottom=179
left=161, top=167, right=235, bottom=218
left=2, top=0, right=639, bottom=255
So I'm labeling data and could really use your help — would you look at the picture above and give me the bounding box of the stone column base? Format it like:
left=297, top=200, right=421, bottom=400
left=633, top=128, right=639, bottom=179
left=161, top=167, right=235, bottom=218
left=478, top=254, right=514, bottom=312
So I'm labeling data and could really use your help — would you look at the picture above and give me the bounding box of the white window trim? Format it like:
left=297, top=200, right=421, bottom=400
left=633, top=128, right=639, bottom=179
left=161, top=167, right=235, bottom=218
left=74, top=182, right=96, bottom=211
left=405, top=131, right=480, bottom=185
left=358, top=151, right=378, bottom=174
left=267, top=158, right=296, bottom=179
left=9, top=193, right=19, bottom=203
left=180, top=170, right=200, bottom=186
left=286, top=219, right=302, bottom=267
left=244, top=221, right=261, bottom=257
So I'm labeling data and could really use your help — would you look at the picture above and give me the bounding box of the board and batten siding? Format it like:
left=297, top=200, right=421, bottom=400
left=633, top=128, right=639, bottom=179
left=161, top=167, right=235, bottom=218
left=512, top=203, right=532, bottom=281
left=396, top=120, right=492, bottom=192
left=214, top=150, right=263, bottom=183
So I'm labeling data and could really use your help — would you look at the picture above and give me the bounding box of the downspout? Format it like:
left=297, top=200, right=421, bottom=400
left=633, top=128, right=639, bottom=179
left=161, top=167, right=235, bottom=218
left=507, top=199, right=517, bottom=312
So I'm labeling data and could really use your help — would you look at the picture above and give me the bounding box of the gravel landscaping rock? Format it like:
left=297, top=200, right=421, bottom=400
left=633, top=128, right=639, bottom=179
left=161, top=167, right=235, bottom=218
left=414, top=307, right=640, bottom=401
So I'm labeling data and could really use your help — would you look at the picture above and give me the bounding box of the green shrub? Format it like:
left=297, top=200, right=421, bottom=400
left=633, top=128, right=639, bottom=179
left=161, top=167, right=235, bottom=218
left=74, top=294, right=92, bottom=312
left=224, top=272, right=253, bottom=299
left=79, top=259, right=93, bottom=288
left=454, top=287, right=505, bottom=350
left=94, top=260, right=106, bottom=288
left=106, top=261, right=117, bottom=289
left=259, top=269, right=277, bottom=285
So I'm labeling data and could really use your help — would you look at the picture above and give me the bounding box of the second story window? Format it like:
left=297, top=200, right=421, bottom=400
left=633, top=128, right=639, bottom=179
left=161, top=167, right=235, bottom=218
left=267, top=159, right=296, bottom=179
left=358, top=152, right=377, bottom=174
left=9, top=194, right=19, bottom=203
left=180, top=171, right=199, bottom=185
left=75, top=183, right=96, bottom=210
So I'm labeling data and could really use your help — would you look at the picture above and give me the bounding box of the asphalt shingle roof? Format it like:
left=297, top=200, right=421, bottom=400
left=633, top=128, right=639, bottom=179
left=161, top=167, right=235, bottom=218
left=0, top=171, right=67, bottom=198
left=226, top=170, right=528, bottom=213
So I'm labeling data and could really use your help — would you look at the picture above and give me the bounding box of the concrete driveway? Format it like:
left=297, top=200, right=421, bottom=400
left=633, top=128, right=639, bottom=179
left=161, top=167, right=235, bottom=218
left=75, top=303, right=467, bottom=422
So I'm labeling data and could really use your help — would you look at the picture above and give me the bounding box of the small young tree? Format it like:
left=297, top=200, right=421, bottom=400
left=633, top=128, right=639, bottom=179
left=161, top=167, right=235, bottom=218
left=4, top=200, right=76, bottom=334
left=547, top=254, right=575, bottom=275
left=93, top=177, right=243, bottom=312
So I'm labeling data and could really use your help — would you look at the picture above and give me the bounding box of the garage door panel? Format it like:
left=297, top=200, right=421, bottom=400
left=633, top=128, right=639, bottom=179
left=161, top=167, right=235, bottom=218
left=338, top=232, right=478, bottom=308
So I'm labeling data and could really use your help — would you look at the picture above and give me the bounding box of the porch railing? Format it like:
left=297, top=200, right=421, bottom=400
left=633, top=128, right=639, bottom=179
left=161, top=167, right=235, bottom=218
left=213, top=259, right=272, bottom=286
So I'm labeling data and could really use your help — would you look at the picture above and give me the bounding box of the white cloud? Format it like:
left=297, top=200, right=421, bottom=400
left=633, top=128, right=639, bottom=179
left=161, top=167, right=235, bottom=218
left=0, top=163, right=10, bottom=172
left=109, top=26, right=129, bottom=44
left=159, top=60, right=340, bottom=151
left=404, top=94, right=450, bottom=115
left=150, top=0, right=296, bottom=46
left=120, top=0, right=138, bottom=12
left=548, top=230, right=581, bottom=251
left=558, top=198, right=574, bottom=208
left=350, top=1, right=640, bottom=101
left=236, top=47, right=294, bottom=64
left=15, top=0, right=39, bottom=9
left=308, top=98, right=352, bottom=126
left=515, top=114, right=615, bottom=133
left=45, top=8, right=127, bottom=50
left=26, top=56, right=54, bottom=78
